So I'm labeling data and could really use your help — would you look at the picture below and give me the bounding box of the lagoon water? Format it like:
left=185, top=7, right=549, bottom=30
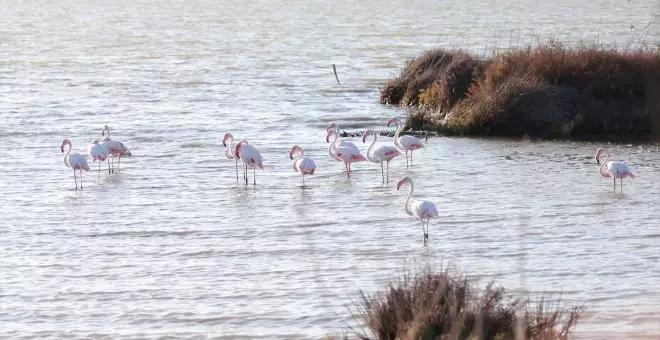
left=1, top=0, right=659, bottom=338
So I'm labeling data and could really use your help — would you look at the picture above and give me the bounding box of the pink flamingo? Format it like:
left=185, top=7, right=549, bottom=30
left=222, top=132, right=247, bottom=180
left=362, top=129, right=401, bottom=184
left=101, top=125, right=131, bottom=173
left=387, top=117, right=425, bottom=168
left=61, top=138, right=90, bottom=190
left=233, top=140, right=263, bottom=186
left=289, top=145, right=316, bottom=186
left=326, top=129, right=365, bottom=178
left=325, top=125, right=358, bottom=161
left=596, top=148, right=635, bottom=191
left=397, top=175, right=438, bottom=246
left=87, top=139, right=108, bottom=179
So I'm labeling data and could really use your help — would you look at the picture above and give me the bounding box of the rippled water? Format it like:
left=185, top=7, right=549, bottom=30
left=1, top=0, right=659, bottom=338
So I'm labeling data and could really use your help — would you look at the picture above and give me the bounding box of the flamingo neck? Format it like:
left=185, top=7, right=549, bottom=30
left=599, top=152, right=610, bottom=177
left=102, top=127, right=110, bottom=138
left=404, top=180, right=414, bottom=216
left=366, top=133, right=378, bottom=163
left=328, top=132, right=339, bottom=160
left=63, top=143, right=72, bottom=168
left=393, top=122, right=404, bottom=149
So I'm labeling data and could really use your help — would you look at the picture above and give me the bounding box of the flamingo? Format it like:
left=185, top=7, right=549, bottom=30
left=222, top=132, right=247, bottom=180
left=387, top=117, right=425, bottom=168
left=101, top=125, right=131, bottom=173
left=87, top=139, right=109, bottom=179
left=233, top=140, right=263, bottom=186
left=397, top=175, right=438, bottom=246
left=61, top=138, right=90, bottom=190
left=362, top=129, right=402, bottom=184
left=326, top=123, right=359, bottom=156
left=595, top=148, right=635, bottom=191
left=326, top=127, right=358, bottom=161
left=326, top=129, right=365, bottom=178
left=289, top=145, right=316, bottom=186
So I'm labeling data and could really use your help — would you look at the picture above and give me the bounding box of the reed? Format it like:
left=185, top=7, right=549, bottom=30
left=349, top=266, right=583, bottom=340
left=381, top=42, right=660, bottom=139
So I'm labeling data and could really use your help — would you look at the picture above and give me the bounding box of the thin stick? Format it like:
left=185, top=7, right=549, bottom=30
left=332, top=64, right=340, bottom=86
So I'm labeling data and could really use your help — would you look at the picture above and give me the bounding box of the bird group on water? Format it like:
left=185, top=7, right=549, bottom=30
left=60, top=118, right=636, bottom=246
left=60, top=125, right=131, bottom=190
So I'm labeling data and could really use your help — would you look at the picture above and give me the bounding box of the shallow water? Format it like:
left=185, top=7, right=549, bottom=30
left=1, top=0, right=659, bottom=338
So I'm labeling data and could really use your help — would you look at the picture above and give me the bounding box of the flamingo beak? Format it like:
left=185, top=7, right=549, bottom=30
left=222, top=141, right=227, bottom=147
left=60, top=146, right=64, bottom=153
left=596, top=157, right=600, bottom=164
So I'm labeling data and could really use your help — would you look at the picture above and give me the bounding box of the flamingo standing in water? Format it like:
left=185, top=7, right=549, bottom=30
left=362, top=129, right=401, bottom=184
left=397, top=175, right=438, bottom=246
left=289, top=145, right=316, bottom=186
left=595, top=148, right=635, bottom=191
left=61, top=138, right=90, bottom=190
left=326, top=128, right=365, bottom=178
left=234, top=140, right=263, bottom=186
left=101, top=125, right=131, bottom=173
left=222, top=132, right=247, bottom=180
left=326, top=123, right=358, bottom=161
left=387, top=117, right=425, bottom=168
left=87, top=139, right=108, bottom=179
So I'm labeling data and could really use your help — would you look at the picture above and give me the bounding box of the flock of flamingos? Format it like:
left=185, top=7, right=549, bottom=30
left=60, top=117, right=636, bottom=245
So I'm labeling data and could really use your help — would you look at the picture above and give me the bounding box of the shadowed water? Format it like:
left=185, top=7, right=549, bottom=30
left=1, top=0, right=659, bottom=339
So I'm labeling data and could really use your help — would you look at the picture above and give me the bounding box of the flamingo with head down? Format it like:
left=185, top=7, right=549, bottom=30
left=87, top=139, right=108, bottom=178
left=595, top=148, right=634, bottom=191
left=362, top=129, right=401, bottom=184
left=289, top=145, right=316, bottom=186
left=387, top=117, right=425, bottom=168
left=234, top=140, right=263, bottom=186
left=397, top=175, right=438, bottom=246
left=61, top=138, right=90, bottom=190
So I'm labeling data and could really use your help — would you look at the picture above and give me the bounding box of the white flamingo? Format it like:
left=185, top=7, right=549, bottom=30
left=233, top=140, right=263, bottom=186
left=326, top=123, right=358, bottom=159
left=101, top=125, right=131, bottom=173
left=289, top=145, right=316, bottom=186
left=222, top=132, right=247, bottom=180
left=61, top=138, right=90, bottom=190
left=387, top=117, right=425, bottom=168
left=326, top=127, right=358, bottom=161
left=326, top=129, right=365, bottom=178
left=362, top=129, right=402, bottom=184
left=595, top=148, right=635, bottom=191
left=87, top=139, right=109, bottom=178
left=397, top=175, right=438, bottom=246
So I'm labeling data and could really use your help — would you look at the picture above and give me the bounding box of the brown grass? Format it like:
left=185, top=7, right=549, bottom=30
left=351, top=266, right=583, bottom=340
left=382, top=43, right=660, bottom=139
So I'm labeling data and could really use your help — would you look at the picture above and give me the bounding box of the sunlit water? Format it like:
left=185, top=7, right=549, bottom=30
left=1, top=0, right=659, bottom=338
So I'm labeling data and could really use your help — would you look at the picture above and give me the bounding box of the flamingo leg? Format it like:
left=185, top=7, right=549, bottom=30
left=98, top=161, right=101, bottom=179
left=80, top=170, right=83, bottom=189
left=420, top=220, right=426, bottom=245
left=405, top=151, right=409, bottom=168
left=621, top=178, right=623, bottom=191
left=235, top=159, right=239, bottom=180
left=613, top=178, right=616, bottom=191
left=253, top=167, right=256, bottom=186
left=244, top=164, right=248, bottom=186
left=386, top=161, right=390, bottom=183
left=380, top=162, right=384, bottom=184
left=410, top=150, right=413, bottom=167
left=111, top=156, right=114, bottom=174
left=302, top=175, right=305, bottom=186
left=118, top=155, right=121, bottom=171
left=107, top=158, right=111, bottom=174
left=73, top=170, right=78, bottom=190
left=344, top=162, right=349, bottom=178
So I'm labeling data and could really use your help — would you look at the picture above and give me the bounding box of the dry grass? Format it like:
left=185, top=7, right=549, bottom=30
left=382, top=43, right=660, bottom=139
left=350, top=266, right=583, bottom=340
